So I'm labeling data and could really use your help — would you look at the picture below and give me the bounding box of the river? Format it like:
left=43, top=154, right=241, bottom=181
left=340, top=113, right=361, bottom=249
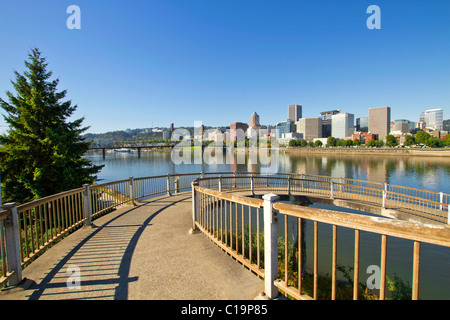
left=85, top=149, right=450, bottom=299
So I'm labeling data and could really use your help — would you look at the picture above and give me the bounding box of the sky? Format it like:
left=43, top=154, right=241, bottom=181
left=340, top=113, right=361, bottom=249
left=0, top=0, right=449, bottom=134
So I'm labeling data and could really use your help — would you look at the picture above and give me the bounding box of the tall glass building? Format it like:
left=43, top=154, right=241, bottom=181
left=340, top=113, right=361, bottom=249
left=356, top=117, right=368, bottom=132
left=420, top=109, right=443, bottom=130
left=331, top=113, right=354, bottom=139
left=276, top=120, right=294, bottom=140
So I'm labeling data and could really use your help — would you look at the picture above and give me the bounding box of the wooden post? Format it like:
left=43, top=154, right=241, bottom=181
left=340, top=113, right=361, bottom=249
left=2, top=203, right=22, bottom=286
left=83, top=184, right=92, bottom=227
left=263, top=193, right=280, bottom=299
left=218, top=175, right=222, bottom=192
left=251, top=175, right=254, bottom=195
left=439, top=192, right=444, bottom=211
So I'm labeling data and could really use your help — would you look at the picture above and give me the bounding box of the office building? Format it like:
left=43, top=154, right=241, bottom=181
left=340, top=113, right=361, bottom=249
left=356, top=117, right=368, bottom=132
left=420, top=108, right=443, bottom=130
left=296, top=117, right=322, bottom=141
left=393, top=119, right=415, bottom=133
left=250, top=112, right=260, bottom=128
left=368, top=107, right=391, bottom=140
left=320, top=109, right=341, bottom=137
left=229, top=122, right=248, bottom=141
left=276, top=120, right=294, bottom=140
left=288, top=104, right=302, bottom=122
left=331, top=113, right=354, bottom=139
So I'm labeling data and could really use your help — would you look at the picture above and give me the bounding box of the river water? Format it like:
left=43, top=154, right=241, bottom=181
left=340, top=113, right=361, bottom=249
left=85, top=150, right=450, bottom=299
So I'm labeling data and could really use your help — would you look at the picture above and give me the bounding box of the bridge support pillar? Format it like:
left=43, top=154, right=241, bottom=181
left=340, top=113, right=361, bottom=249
left=102, top=148, right=106, bottom=159
left=263, top=193, right=280, bottom=299
left=2, top=203, right=22, bottom=286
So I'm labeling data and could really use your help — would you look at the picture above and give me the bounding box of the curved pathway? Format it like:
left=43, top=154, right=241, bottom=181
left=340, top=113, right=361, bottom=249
left=3, top=193, right=264, bottom=300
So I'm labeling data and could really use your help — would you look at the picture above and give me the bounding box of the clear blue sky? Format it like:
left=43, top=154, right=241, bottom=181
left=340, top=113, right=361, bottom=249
left=0, top=0, right=449, bottom=133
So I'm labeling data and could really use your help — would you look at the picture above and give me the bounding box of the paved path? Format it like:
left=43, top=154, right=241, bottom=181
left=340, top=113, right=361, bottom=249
left=3, top=193, right=264, bottom=300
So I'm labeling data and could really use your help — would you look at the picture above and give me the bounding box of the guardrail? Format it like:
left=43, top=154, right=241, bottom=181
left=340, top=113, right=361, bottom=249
left=0, top=171, right=448, bottom=299
left=192, top=174, right=450, bottom=300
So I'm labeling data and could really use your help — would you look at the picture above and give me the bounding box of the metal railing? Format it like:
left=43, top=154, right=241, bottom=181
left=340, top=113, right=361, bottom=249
left=192, top=174, right=450, bottom=300
left=0, top=171, right=448, bottom=299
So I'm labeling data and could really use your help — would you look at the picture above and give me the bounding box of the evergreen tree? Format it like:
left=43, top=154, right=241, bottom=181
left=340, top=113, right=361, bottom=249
left=0, top=48, right=103, bottom=204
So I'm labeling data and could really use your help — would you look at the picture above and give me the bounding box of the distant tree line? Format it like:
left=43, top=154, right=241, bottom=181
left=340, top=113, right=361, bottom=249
left=287, top=131, right=450, bottom=149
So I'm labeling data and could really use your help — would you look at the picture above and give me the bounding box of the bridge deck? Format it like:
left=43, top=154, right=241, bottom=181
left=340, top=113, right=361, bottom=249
left=2, top=193, right=264, bottom=300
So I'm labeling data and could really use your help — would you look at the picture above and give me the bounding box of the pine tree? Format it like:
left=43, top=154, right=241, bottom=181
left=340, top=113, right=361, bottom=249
left=0, top=48, right=103, bottom=204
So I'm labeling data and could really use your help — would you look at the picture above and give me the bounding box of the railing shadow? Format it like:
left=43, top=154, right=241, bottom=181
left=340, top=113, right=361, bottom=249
left=26, top=194, right=190, bottom=300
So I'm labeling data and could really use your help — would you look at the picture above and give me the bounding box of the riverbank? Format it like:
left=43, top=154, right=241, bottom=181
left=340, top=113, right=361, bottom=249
left=282, top=147, right=450, bottom=158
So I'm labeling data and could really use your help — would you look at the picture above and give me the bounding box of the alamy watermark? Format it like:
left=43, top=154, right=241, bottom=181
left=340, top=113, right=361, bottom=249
left=170, top=121, right=280, bottom=174
left=66, top=265, right=81, bottom=289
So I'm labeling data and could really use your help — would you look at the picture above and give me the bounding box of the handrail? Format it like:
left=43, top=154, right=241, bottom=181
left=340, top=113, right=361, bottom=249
left=1, top=171, right=448, bottom=295
left=192, top=174, right=450, bottom=300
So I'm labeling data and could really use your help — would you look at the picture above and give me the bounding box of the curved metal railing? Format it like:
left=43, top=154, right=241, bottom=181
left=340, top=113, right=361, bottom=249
left=192, top=174, right=450, bottom=300
left=0, top=171, right=448, bottom=299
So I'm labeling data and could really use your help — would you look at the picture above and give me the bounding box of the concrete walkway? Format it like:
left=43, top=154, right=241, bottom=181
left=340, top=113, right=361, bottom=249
left=2, top=193, right=264, bottom=300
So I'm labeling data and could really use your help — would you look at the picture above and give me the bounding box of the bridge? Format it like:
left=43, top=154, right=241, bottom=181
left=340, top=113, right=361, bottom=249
left=89, top=143, right=177, bottom=158
left=0, top=172, right=449, bottom=300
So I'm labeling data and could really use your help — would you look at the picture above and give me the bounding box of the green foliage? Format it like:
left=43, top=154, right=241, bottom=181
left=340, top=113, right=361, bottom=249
left=425, top=137, right=444, bottom=148
left=314, top=140, right=323, bottom=147
left=385, top=134, right=398, bottom=147
left=404, top=135, right=415, bottom=146
left=414, top=130, right=431, bottom=144
left=386, top=273, right=412, bottom=300
left=366, top=139, right=384, bottom=147
left=444, top=134, right=450, bottom=146
left=327, top=136, right=337, bottom=147
left=0, top=48, right=103, bottom=204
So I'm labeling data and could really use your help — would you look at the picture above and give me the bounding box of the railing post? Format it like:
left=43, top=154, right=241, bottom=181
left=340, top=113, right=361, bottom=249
left=83, top=184, right=92, bottom=227
left=263, top=193, right=280, bottom=299
left=288, top=176, right=291, bottom=195
left=174, top=178, right=179, bottom=194
left=251, top=175, right=254, bottom=195
left=330, top=181, right=334, bottom=199
left=382, top=190, right=387, bottom=209
left=233, top=171, right=237, bottom=188
left=2, top=203, right=22, bottom=286
left=439, top=192, right=444, bottom=211
left=191, top=179, right=199, bottom=232
left=167, top=173, right=172, bottom=196
left=129, top=177, right=135, bottom=206
left=218, top=175, right=222, bottom=192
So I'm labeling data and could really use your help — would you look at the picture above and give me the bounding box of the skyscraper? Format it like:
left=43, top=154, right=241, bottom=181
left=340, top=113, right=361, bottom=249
left=331, top=113, right=354, bottom=139
left=420, top=108, right=444, bottom=130
left=356, top=117, right=368, bottom=132
left=320, top=109, right=341, bottom=137
left=276, top=120, right=294, bottom=140
left=288, top=104, right=302, bottom=122
left=368, top=107, right=391, bottom=140
left=296, top=118, right=322, bottom=141
left=250, top=112, right=260, bottom=128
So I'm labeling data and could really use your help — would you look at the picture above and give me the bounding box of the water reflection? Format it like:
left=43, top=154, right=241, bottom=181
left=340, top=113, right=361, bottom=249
left=86, top=151, right=450, bottom=193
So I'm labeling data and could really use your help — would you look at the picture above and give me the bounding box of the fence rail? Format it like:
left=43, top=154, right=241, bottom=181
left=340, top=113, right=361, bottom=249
left=0, top=171, right=448, bottom=300
left=192, top=174, right=450, bottom=300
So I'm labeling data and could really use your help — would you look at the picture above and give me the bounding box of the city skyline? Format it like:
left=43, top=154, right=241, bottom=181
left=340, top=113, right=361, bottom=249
left=0, top=1, right=449, bottom=134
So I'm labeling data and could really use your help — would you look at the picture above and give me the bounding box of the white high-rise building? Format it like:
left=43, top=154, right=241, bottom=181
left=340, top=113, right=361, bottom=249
left=420, top=108, right=443, bottom=130
left=331, top=113, right=354, bottom=139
